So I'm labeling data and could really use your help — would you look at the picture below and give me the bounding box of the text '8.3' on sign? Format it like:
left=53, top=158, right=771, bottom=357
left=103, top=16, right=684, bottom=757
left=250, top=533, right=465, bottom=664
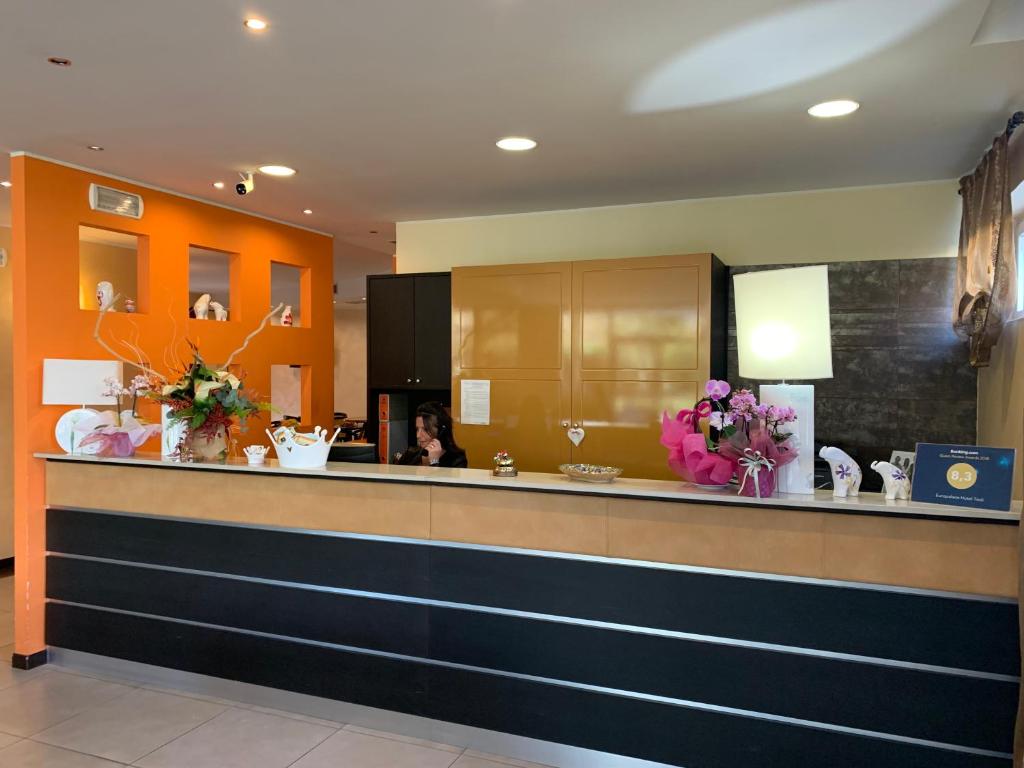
left=910, top=443, right=1015, bottom=512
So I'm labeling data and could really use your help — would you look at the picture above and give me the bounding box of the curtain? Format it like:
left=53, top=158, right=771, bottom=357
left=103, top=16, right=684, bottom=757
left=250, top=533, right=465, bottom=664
left=953, top=132, right=1017, bottom=367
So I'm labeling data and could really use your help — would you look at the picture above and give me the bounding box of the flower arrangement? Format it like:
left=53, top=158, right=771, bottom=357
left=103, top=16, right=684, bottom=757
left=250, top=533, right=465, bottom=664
left=147, top=342, right=268, bottom=460
left=92, top=294, right=283, bottom=461
left=73, top=374, right=161, bottom=457
left=661, top=379, right=799, bottom=497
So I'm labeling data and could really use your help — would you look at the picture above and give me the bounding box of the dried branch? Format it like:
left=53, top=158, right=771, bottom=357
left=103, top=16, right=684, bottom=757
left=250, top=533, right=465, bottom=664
left=220, top=303, right=283, bottom=370
left=93, top=294, right=167, bottom=383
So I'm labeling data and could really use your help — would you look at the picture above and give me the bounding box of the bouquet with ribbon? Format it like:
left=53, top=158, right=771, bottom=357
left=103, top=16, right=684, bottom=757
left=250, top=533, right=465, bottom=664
left=661, top=379, right=799, bottom=497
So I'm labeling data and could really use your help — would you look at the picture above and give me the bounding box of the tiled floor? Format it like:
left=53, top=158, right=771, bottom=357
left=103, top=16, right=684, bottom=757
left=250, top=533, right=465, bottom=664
left=0, top=575, right=550, bottom=768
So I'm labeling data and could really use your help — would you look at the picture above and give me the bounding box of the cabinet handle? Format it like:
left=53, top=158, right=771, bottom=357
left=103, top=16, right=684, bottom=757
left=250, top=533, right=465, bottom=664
left=560, top=421, right=569, bottom=428
left=406, top=378, right=412, bottom=383
left=573, top=423, right=580, bottom=429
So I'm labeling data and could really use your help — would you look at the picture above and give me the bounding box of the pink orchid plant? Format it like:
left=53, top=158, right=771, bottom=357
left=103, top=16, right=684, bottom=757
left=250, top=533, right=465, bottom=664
left=72, top=374, right=161, bottom=457
left=661, top=379, right=799, bottom=497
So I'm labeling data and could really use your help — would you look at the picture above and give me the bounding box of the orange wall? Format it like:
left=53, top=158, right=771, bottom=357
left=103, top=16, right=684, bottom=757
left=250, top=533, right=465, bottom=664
left=10, top=155, right=334, bottom=656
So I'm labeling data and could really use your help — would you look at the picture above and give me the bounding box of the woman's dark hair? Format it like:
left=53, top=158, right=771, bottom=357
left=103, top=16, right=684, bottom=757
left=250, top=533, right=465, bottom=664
left=416, top=401, right=462, bottom=453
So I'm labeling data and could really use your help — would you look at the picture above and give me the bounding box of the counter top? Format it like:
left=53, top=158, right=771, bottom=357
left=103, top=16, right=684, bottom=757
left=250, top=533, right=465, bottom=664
left=36, top=451, right=1021, bottom=524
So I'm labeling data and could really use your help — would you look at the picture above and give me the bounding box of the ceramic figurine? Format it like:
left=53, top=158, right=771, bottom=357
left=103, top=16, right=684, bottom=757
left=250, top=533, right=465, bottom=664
left=871, top=460, right=911, bottom=501
left=210, top=301, right=227, bottom=321
left=819, top=446, right=862, bottom=498
left=96, top=281, right=116, bottom=311
left=193, top=293, right=211, bottom=320
left=243, top=445, right=269, bottom=466
left=281, top=305, right=294, bottom=326
left=124, top=298, right=136, bottom=313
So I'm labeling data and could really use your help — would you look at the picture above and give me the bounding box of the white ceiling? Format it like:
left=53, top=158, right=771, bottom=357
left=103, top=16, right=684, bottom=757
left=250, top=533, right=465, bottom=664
left=0, top=0, right=1022, bottom=253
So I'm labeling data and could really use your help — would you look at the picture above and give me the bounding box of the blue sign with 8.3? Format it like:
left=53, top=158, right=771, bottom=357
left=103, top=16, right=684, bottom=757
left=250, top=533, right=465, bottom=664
left=910, top=443, right=1016, bottom=512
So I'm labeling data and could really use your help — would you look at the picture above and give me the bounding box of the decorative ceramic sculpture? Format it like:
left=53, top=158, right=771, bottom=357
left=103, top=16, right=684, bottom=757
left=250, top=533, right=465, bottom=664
left=124, top=298, right=136, bottom=313
left=210, top=301, right=227, bottom=321
left=819, top=446, right=862, bottom=497
left=281, top=305, right=294, bottom=326
left=96, top=281, right=116, bottom=312
left=870, top=460, right=911, bottom=501
left=243, top=445, right=269, bottom=466
left=266, top=425, right=340, bottom=469
left=193, top=293, right=211, bottom=320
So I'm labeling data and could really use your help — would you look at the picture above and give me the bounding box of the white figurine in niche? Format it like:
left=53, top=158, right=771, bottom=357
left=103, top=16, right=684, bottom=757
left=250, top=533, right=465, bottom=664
left=193, top=293, right=211, bottom=320
left=819, top=446, right=862, bottom=498
left=870, top=460, right=911, bottom=501
left=281, top=305, right=294, bottom=326
left=210, top=301, right=227, bottom=321
left=96, top=281, right=116, bottom=311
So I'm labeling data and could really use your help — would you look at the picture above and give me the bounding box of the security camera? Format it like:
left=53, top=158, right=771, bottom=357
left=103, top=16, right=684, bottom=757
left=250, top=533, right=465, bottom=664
left=235, top=172, right=254, bottom=196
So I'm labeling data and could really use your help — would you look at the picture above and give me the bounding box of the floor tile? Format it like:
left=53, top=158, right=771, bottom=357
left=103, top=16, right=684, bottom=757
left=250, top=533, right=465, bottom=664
left=135, top=707, right=334, bottom=768
left=34, top=687, right=225, bottom=764
left=343, top=723, right=462, bottom=754
left=0, top=739, right=125, bottom=767
left=139, top=682, right=250, bottom=709
left=0, top=670, right=132, bottom=736
left=292, top=729, right=461, bottom=768
left=460, top=751, right=552, bottom=767
left=0, top=731, right=21, bottom=749
left=0, top=644, right=54, bottom=691
left=249, top=704, right=343, bottom=730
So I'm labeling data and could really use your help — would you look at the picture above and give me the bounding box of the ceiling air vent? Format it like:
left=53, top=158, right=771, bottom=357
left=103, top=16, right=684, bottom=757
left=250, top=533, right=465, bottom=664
left=88, top=183, right=144, bottom=219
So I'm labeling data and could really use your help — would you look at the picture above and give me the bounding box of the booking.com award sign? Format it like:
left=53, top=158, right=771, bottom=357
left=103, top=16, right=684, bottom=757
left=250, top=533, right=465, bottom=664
left=911, top=444, right=1016, bottom=512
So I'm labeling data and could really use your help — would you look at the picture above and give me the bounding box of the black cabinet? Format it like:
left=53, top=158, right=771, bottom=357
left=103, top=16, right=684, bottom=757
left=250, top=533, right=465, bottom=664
left=367, top=272, right=451, bottom=390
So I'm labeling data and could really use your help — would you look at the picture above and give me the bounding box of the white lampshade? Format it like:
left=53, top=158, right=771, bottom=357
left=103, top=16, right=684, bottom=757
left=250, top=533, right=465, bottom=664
left=734, top=265, right=833, bottom=380
left=42, top=359, right=123, bottom=405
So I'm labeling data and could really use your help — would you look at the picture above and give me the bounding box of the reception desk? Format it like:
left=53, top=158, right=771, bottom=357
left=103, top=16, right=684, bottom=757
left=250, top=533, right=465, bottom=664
left=38, top=453, right=1021, bottom=767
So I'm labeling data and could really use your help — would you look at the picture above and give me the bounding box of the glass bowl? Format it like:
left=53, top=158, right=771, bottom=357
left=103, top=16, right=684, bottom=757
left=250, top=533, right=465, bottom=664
left=559, top=463, right=623, bottom=483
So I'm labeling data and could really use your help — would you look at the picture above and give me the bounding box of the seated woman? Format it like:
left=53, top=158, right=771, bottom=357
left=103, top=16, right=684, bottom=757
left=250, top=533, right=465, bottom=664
left=394, top=401, right=468, bottom=468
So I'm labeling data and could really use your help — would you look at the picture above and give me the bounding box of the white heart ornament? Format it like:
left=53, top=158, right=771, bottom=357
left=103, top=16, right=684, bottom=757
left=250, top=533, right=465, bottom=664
left=567, top=427, right=585, bottom=446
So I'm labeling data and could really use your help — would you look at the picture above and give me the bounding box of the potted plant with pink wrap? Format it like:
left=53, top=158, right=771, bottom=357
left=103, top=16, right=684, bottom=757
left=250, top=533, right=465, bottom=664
left=661, top=379, right=799, bottom=498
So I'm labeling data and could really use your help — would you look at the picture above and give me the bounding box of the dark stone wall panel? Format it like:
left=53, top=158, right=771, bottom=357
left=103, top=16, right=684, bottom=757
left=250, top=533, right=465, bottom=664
left=727, top=258, right=975, bottom=491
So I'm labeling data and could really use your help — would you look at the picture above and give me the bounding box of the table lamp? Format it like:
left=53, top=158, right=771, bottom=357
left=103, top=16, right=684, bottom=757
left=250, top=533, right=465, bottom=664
left=42, top=359, right=123, bottom=454
left=733, top=265, right=833, bottom=494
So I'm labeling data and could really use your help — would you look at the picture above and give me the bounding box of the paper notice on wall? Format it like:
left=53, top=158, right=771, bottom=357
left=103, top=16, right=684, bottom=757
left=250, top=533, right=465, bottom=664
left=460, top=379, right=491, bottom=426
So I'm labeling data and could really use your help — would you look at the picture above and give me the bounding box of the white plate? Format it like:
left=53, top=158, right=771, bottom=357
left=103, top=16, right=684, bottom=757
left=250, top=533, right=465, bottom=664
left=54, top=408, right=99, bottom=454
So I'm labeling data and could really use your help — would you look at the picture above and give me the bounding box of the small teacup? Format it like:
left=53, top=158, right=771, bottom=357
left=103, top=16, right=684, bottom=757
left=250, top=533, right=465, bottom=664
left=244, top=445, right=269, bottom=466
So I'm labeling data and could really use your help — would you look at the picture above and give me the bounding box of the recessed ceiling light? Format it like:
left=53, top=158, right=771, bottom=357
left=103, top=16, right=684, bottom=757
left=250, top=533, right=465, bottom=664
left=212, top=181, right=225, bottom=189
left=302, top=209, right=313, bottom=215
left=47, top=56, right=71, bottom=67
left=808, top=100, right=860, bottom=118
left=496, top=136, right=537, bottom=151
left=244, top=18, right=268, bottom=31
left=87, top=145, right=104, bottom=151
left=0, top=181, right=11, bottom=188
left=257, top=165, right=296, bottom=177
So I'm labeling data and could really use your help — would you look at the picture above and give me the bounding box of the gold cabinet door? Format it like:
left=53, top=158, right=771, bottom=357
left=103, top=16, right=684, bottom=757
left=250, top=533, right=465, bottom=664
left=451, top=262, right=572, bottom=472
left=570, top=254, right=712, bottom=480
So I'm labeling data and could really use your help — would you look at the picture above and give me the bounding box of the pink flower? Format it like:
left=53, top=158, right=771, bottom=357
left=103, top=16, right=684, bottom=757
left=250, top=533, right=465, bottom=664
left=704, top=379, right=731, bottom=401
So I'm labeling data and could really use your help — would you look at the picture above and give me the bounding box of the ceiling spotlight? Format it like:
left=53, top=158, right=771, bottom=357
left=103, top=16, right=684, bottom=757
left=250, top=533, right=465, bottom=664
left=0, top=181, right=11, bottom=188
left=244, top=18, right=268, bottom=31
left=808, top=100, right=860, bottom=118
left=258, top=165, right=296, bottom=177
left=87, top=145, right=104, bottom=151
left=496, top=136, right=537, bottom=151
left=47, top=56, right=72, bottom=67
left=302, top=209, right=313, bottom=215
left=212, top=181, right=225, bottom=189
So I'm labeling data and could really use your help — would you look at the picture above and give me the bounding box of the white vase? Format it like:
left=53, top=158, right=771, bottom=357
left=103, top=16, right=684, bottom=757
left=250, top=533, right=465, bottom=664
left=161, top=405, right=187, bottom=459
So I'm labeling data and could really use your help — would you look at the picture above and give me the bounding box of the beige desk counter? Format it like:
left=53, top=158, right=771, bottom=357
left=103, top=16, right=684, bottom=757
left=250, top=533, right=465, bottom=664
left=39, top=452, right=1021, bottom=596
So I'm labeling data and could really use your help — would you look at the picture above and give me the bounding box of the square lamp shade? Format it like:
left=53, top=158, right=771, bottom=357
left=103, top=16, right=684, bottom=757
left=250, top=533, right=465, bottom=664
left=734, top=266, right=833, bottom=495
left=42, top=359, right=123, bottom=406
left=43, top=359, right=123, bottom=454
